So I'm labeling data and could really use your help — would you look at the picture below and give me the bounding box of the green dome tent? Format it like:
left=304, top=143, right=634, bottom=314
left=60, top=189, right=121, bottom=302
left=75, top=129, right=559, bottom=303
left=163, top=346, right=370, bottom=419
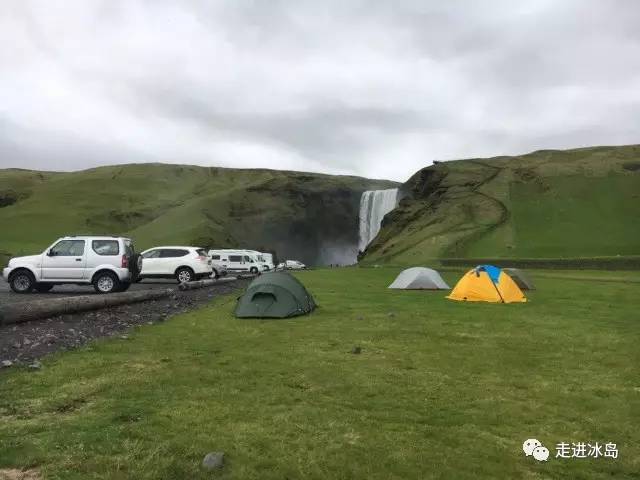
left=234, top=272, right=316, bottom=318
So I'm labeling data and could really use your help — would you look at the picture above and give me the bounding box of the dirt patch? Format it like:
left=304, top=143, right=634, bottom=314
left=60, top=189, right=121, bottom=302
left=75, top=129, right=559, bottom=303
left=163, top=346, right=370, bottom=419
left=0, top=469, right=42, bottom=480
left=0, top=279, right=249, bottom=366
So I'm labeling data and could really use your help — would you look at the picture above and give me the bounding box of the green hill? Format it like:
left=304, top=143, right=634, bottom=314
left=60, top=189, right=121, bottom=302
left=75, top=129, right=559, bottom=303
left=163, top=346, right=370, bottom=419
left=0, top=164, right=396, bottom=266
left=361, top=145, right=640, bottom=265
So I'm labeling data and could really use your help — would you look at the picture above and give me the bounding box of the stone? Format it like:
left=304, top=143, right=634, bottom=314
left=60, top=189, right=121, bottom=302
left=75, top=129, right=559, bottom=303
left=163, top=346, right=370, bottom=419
left=23, top=338, right=32, bottom=345
left=1, top=360, right=13, bottom=368
left=202, top=452, right=225, bottom=470
left=388, top=312, right=396, bottom=318
left=28, top=361, right=42, bottom=370
left=351, top=346, right=362, bottom=354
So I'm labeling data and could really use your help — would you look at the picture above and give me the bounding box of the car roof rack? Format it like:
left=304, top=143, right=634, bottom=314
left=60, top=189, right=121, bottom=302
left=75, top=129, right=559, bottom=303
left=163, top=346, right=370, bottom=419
left=66, top=234, right=123, bottom=238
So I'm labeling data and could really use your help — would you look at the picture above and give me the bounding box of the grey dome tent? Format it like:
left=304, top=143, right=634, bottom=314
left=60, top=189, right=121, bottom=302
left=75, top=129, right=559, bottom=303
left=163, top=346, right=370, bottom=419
left=388, top=267, right=450, bottom=290
left=503, top=268, right=535, bottom=290
left=235, top=272, right=316, bottom=318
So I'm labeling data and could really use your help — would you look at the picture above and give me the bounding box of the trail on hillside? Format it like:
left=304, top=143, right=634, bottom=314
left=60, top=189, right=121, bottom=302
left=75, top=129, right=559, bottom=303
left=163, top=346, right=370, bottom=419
left=442, top=160, right=509, bottom=257
left=369, top=161, right=509, bottom=262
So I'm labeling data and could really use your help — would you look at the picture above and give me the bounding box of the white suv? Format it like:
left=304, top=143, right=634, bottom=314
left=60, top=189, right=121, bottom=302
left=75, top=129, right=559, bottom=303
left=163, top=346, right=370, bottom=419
left=2, top=236, right=141, bottom=294
left=139, top=246, right=212, bottom=283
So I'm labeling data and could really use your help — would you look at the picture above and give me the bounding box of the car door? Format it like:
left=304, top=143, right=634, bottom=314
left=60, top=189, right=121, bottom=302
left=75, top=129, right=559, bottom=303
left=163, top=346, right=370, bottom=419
left=159, top=249, right=188, bottom=275
left=243, top=255, right=256, bottom=271
left=141, top=249, right=162, bottom=275
left=41, top=239, right=87, bottom=279
left=227, top=255, right=243, bottom=272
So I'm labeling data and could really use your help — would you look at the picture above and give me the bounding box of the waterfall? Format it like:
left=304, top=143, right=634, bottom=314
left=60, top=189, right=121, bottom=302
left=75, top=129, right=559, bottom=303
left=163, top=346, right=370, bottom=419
left=358, top=188, right=398, bottom=252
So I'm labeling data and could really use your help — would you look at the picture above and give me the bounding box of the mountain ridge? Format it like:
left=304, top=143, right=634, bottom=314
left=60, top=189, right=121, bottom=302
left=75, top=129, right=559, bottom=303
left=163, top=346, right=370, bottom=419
left=0, top=163, right=397, bottom=266
left=361, top=144, right=640, bottom=264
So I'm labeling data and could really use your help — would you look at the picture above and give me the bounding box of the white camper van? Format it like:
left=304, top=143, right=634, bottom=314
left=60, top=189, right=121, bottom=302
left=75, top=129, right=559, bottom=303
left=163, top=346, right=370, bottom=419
left=241, top=250, right=271, bottom=272
left=262, top=253, right=275, bottom=271
left=208, top=249, right=264, bottom=275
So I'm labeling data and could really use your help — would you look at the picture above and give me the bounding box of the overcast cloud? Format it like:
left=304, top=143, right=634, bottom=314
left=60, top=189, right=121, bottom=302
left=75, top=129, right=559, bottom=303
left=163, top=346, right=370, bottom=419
left=1, top=0, right=639, bottom=181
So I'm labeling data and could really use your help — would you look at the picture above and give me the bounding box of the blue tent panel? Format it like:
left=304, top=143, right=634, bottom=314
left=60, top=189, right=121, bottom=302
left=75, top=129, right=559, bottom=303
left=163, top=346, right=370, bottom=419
left=475, top=265, right=502, bottom=284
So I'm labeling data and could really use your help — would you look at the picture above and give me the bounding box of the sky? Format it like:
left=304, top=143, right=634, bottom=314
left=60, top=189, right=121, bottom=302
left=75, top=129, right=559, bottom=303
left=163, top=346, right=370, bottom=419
left=1, top=1, right=639, bottom=181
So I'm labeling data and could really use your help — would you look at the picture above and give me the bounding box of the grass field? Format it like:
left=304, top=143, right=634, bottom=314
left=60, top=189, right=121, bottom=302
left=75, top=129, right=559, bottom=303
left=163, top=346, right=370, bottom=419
left=1, top=268, right=639, bottom=479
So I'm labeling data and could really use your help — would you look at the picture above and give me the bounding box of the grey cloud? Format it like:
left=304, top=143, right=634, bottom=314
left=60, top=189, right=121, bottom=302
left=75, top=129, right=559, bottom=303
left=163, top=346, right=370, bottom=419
left=0, top=0, right=639, bottom=180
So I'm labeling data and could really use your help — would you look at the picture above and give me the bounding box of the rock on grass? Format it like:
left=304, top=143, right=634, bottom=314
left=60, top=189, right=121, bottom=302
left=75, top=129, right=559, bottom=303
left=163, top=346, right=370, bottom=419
left=202, top=452, right=225, bottom=470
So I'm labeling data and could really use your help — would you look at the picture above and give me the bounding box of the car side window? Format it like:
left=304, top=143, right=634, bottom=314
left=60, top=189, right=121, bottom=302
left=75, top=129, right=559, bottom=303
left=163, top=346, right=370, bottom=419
left=229, top=255, right=242, bottom=262
left=211, top=255, right=220, bottom=260
left=160, top=249, right=189, bottom=258
left=50, top=240, right=85, bottom=256
left=92, top=240, right=119, bottom=256
left=244, top=255, right=254, bottom=263
left=143, top=250, right=161, bottom=259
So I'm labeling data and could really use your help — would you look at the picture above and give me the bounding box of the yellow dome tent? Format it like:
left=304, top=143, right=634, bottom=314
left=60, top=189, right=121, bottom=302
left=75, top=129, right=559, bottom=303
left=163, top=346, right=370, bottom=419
left=447, top=265, right=527, bottom=303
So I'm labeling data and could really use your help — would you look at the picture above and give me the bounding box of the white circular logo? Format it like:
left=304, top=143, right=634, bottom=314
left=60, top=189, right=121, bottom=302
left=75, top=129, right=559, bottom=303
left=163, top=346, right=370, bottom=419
left=522, top=438, right=542, bottom=456
left=532, top=446, right=550, bottom=462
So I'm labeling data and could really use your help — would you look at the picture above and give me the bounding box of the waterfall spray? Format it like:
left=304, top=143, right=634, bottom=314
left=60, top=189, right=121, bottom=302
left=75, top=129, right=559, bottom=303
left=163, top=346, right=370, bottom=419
left=358, top=188, right=398, bottom=252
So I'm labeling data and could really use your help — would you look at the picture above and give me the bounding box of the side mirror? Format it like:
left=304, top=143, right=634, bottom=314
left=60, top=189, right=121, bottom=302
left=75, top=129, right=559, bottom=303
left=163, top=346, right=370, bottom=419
left=46, top=249, right=54, bottom=257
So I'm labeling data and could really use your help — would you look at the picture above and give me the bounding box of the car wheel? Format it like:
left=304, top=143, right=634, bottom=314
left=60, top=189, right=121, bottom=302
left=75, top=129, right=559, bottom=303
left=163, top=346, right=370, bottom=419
left=212, top=268, right=219, bottom=279
left=93, top=271, right=120, bottom=294
left=9, top=270, right=35, bottom=294
left=250, top=267, right=258, bottom=274
left=176, top=267, right=194, bottom=283
left=34, top=283, right=54, bottom=293
left=118, top=282, right=131, bottom=292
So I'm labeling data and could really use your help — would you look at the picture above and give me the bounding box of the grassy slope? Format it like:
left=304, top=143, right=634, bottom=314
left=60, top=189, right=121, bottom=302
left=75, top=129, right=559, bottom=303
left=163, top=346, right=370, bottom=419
left=0, top=164, right=395, bottom=263
left=1, top=268, right=638, bottom=479
left=362, top=145, right=640, bottom=265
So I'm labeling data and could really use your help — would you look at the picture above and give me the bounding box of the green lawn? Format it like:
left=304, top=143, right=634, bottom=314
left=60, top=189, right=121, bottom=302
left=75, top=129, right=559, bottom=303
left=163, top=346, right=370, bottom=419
left=1, top=268, right=639, bottom=479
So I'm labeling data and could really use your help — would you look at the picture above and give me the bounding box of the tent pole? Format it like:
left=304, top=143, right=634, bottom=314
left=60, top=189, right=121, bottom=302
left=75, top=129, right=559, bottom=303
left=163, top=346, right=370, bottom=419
left=491, top=277, right=505, bottom=303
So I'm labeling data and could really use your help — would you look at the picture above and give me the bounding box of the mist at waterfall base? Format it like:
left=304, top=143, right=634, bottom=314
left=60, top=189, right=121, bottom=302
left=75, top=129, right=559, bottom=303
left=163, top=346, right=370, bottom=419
left=268, top=187, right=398, bottom=267
left=358, top=189, right=399, bottom=252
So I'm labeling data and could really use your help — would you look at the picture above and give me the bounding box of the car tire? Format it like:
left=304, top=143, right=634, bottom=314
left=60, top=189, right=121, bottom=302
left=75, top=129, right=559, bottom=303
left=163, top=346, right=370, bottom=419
left=176, top=267, right=194, bottom=283
left=34, top=283, right=54, bottom=293
left=250, top=267, right=258, bottom=274
left=9, top=270, right=35, bottom=294
left=212, top=268, right=219, bottom=279
left=93, top=271, right=120, bottom=294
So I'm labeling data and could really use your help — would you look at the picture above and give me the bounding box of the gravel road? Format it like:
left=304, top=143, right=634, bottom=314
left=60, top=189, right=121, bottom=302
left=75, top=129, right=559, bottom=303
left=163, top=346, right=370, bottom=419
left=0, top=278, right=249, bottom=367
left=0, top=279, right=183, bottom=305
